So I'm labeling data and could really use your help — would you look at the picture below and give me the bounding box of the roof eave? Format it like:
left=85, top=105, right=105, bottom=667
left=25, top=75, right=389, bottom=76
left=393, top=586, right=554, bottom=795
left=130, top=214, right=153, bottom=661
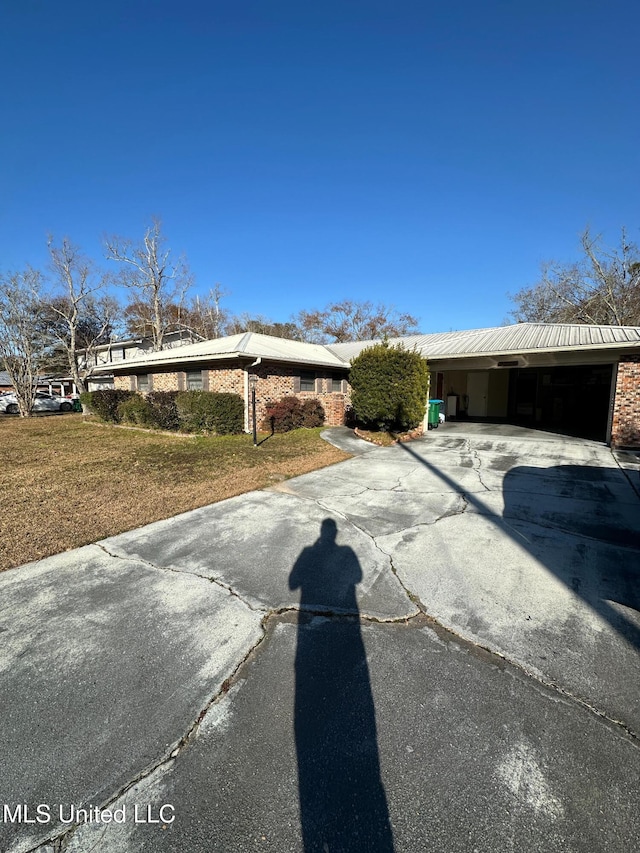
left=426, top=340, right=640, bottom=361
left=95, top=349, right=350, bottom=374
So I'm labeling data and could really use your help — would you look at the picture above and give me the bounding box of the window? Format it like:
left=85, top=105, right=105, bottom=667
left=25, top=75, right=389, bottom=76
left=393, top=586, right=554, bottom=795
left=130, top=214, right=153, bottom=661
left=330, top=375, right=343, bottom=393
left=137, top=374, right=150, bottom=392
left=300, top=370, right=316, bottom=392
left=186, top=370, right=203, bottom=390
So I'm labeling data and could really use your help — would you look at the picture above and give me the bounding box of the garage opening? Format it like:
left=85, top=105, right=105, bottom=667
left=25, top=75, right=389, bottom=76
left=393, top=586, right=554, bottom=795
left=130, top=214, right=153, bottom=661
left=437, top=364, right=615, bottom=442
left=507, top=364, right=613, bottom=441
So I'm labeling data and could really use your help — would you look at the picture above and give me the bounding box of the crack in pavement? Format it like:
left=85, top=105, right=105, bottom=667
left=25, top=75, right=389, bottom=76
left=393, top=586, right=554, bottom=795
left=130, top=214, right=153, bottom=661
left=374, top=531, right=640, bottom=746
left=96, top=543, right=267, bottom=613
left=28, top=603, right=424, bottom=853
left=23, top=457, right=639, bottom=852
left=466, top=439, right=491, bottom=491
left=297, top=488, right=640, bottom=742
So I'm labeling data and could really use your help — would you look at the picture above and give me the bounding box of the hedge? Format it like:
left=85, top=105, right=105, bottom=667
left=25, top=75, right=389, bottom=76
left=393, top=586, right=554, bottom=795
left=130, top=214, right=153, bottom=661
left=145, top=391, right=181, bottom=430
left=81, top=389, right=244, bottom=434
left=175, top=391, right=244, bottom=434
left=81, top=389, right=134, bottom=423
left=117, top=394, right=154, bottom=427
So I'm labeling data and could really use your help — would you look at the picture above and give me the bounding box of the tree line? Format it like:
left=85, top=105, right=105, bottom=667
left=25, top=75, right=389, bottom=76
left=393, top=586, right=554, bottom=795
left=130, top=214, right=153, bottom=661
left=2, top=219, right=638, bottom=417
left=0, top=218, right=420, bottom=415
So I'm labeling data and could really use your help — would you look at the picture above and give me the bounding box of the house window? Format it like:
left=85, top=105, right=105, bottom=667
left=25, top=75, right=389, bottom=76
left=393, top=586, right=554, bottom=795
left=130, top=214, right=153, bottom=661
left=330, top=375, right=343, bottom=393
left=137, top=374, right=150, bottom=392
left=186, top=370, right=203, bottom=390
left=300, top=370, right=316, bottom=392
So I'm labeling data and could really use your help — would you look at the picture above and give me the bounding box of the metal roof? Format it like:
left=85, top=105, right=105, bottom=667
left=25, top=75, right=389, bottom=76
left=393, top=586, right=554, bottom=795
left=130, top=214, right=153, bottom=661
left=93, top=323, right=640, bottom=375
left=328, top=323, right=640, bottom=362
left=95, top=332, right=349, bottom=373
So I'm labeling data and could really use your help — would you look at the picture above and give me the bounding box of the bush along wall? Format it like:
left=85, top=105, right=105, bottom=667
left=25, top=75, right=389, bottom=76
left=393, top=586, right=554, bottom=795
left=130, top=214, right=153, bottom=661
left=81, top=389, right=134, bottom=423
left=261, top=397, right=325, bottom=432
left=117, top=394, right=154, bottom=427
left=349, top=342, right=429, bottom=432
left=82, top=390, right=244, bottom=435
left=175, top=391, right=244, bottom=434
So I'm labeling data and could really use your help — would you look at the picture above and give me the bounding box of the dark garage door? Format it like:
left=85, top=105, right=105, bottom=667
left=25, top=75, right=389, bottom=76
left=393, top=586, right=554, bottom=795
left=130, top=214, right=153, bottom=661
left=508, top=364, right=613, bottom=441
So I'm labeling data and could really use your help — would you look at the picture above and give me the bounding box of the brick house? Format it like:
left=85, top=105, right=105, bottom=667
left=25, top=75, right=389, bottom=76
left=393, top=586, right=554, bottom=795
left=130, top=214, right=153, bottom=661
left=95, top=332, right=351, bottom=430
left=92, top=323, right=640, bottom=448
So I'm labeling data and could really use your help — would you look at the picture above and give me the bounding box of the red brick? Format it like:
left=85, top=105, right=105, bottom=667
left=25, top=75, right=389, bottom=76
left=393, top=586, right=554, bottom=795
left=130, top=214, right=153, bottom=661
left=611, top=355, right=640, bottom=448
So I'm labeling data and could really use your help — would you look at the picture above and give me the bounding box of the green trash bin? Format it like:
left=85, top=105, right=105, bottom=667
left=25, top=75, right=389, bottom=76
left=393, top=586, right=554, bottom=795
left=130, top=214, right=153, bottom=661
left=72, top=398, right=82, bottom=412
left=427, top=399, right=443, bottom=430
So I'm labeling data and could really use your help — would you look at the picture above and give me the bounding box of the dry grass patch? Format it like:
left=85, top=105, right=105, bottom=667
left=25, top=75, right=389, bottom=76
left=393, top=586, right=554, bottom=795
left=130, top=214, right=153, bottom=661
left=0, top=414, right=349, bottom=571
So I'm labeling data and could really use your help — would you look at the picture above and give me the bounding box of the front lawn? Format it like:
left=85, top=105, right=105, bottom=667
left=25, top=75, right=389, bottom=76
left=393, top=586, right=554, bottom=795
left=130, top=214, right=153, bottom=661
left=0, top=415, right=349, bottom=571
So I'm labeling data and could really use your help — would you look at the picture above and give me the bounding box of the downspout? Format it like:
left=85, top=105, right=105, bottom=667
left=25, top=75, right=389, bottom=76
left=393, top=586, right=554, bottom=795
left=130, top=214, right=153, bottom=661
left=245, top=357, right=262, bottom=433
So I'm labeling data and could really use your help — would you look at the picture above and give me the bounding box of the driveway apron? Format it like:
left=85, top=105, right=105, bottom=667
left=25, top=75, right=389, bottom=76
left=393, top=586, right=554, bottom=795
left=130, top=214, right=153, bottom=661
left=1, top=426, right=639, bottom=852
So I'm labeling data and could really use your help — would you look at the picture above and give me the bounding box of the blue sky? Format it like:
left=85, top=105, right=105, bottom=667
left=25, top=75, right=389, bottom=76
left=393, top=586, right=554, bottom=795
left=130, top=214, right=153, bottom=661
left=1, top=1, right=639, bottom=333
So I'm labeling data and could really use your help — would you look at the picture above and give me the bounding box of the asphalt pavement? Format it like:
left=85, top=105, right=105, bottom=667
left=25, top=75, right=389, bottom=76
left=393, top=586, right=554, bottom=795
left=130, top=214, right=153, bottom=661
left=1, top=423, right=639, bottom=853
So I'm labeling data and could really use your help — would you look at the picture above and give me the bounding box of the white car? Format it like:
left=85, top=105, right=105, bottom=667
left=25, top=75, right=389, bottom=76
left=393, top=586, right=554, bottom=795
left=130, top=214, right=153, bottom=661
left=0, top=391, right=74, bottom=414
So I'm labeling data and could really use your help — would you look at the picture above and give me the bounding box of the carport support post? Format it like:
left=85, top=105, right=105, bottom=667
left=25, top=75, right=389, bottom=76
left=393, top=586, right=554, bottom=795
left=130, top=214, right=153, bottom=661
left=249, top=374, right=258, bottom=447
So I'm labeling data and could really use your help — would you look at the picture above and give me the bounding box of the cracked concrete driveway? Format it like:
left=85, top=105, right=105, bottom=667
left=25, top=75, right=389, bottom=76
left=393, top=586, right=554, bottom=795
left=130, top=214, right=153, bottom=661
left=1, top=425, right=639, bottom=853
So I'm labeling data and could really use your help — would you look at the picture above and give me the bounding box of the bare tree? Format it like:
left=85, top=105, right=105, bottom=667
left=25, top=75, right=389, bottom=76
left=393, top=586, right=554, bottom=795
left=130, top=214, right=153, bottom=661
left=509, top=228, right=640, bottom=326
left=295, top=299, right=421, bottom=343
left=44, top=236, right=117, bottom=393
left=0, top=268, right=47, bottom=416
left=104, top=218, right=192, bottom=351
left=180, top=285, right=231, bottom=340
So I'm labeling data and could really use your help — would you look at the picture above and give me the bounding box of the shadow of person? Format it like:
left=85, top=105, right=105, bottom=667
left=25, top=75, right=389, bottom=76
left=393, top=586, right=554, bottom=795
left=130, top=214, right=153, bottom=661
left=288, top=518, right=395, bottom=853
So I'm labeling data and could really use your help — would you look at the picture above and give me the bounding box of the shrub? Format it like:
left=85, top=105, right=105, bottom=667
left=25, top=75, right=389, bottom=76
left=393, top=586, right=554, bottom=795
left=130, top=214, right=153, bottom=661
left=300, top=398, right=325, bottom=428
left=145, top=391, right=180, bottom=431
left=208, top=392, right=244, bottom=434
left=349, top=342, right=429, bottom=431
left=261, top=396, right=325, bottom=432
left=176, top=391, right=244, bottom=434
left=84, top=389, right=134, bottom=423
left=117, top=394, right=153, bottom=426
left=261, top=397, right=302, bottom=432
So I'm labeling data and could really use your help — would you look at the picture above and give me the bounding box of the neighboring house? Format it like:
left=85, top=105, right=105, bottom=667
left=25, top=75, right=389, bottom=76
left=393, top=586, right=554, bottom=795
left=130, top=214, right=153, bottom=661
left=0, top=370, right=73, bottom=397
left=79, top=330, right=204, bottom=391
left=91, top=323, right=640, bottom=448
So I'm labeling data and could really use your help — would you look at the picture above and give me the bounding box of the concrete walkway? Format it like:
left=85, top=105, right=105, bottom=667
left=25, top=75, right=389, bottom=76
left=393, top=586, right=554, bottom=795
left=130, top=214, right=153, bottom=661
left=1, top=426, right=639, bottom=852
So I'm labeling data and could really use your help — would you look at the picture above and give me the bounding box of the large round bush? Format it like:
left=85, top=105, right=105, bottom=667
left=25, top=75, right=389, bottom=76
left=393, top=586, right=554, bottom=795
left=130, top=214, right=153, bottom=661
left=349, top=342, right=429, bottom=431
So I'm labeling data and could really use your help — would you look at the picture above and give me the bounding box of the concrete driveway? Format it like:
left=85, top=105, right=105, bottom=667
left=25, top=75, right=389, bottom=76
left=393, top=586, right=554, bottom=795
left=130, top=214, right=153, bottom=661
left=1, top=425, right=639, bottom=852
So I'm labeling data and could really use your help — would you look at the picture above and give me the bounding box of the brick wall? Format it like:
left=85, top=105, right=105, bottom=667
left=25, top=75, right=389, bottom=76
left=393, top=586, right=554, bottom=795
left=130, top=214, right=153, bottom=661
left=611, top=355, right=640, bottom=448
left=249, top=362, right=351, bottom=428
left=111, top=361, right=351, bottom=429
left=149, top=372, right=180, bottom=392
left=205, top=368, right=244, bottom=395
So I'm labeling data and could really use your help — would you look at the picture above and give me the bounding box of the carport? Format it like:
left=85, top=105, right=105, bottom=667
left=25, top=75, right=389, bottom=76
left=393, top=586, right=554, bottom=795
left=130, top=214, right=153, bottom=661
left=433, top=359, right=616, bottom=442
left=414, top=323, right=640, bottom=446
